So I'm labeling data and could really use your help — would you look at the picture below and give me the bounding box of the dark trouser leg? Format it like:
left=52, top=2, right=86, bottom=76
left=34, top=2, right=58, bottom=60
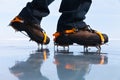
left=18, top=0, right=54, bottom=24
left=57, top=0, right=92, bottom=32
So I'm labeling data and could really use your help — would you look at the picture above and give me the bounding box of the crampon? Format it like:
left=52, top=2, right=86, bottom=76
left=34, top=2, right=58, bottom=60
left=9, top=16, right=50, bottom=49
left=53, top=25, right=108, bottom=52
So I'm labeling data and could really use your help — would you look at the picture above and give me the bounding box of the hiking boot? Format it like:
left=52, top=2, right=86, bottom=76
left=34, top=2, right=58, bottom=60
left=53, top=25, right=108, bottom=46
left=9, top=16, right=50, bottom=44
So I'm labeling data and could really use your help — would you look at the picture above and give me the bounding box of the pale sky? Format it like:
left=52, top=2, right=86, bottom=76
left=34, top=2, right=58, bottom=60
left=0, top=0, right=120, bottom=40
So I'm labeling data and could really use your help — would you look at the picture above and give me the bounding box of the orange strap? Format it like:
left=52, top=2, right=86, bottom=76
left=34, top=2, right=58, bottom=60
left=64, top=28, right=76, bottom=34
left=53, top=32, right=60, bottom=38
left=11, top=17, right=24, bottom=23
left=95, top=31, right=105, bottom=44
left=43, top=32, right=47, bottom=44
left=53, top=28, right=76, bottom=38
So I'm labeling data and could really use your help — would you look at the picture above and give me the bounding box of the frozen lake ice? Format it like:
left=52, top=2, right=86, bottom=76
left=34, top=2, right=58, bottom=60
left=0, top=40, right=120, bottom=80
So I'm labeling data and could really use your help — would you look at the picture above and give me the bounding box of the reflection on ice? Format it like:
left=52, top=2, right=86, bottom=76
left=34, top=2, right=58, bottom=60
left=54, top=53, right=108, bottom=80
left=9, top=48, right=108, bottom=80
left=9, top=49, right=50, bottom=80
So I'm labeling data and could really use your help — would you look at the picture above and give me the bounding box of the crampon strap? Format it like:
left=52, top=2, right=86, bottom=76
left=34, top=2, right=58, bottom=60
left=64, top=28, right=76, bottom=34
left=53, top=28, right=76, bottom=38
left=43, top=32, right=47, bottom=44
left=95, top=31, right=105, bottom=44
left=11, top=17, right=24, bottom=23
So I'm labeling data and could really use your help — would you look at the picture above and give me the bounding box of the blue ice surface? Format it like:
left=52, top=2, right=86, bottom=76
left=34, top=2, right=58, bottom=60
left=0, top=39, right=120, bottom=80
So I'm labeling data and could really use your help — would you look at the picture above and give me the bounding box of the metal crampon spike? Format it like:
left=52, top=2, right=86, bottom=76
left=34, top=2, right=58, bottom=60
left=54, top=43, right=70, bottom=53
left=96, top=45, right=101, bottom=52
left=37, top=43, right=43, bottom=50
left=83, top=46, right=89, bottom=52
left=29, top=39, right=32, bottom=41
left=15, top=30, right=18, bottom=32
left=83, top=45, right=101, bottom=52
left=21, top=31, right=29, bottom=37
left=63, top=45, right=69, bottom=51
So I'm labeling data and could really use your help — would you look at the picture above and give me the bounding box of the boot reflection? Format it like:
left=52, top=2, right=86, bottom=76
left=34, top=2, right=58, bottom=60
left=9, top=49, right=49, bottom=80
left=54, top=53, right=108, bottom=80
